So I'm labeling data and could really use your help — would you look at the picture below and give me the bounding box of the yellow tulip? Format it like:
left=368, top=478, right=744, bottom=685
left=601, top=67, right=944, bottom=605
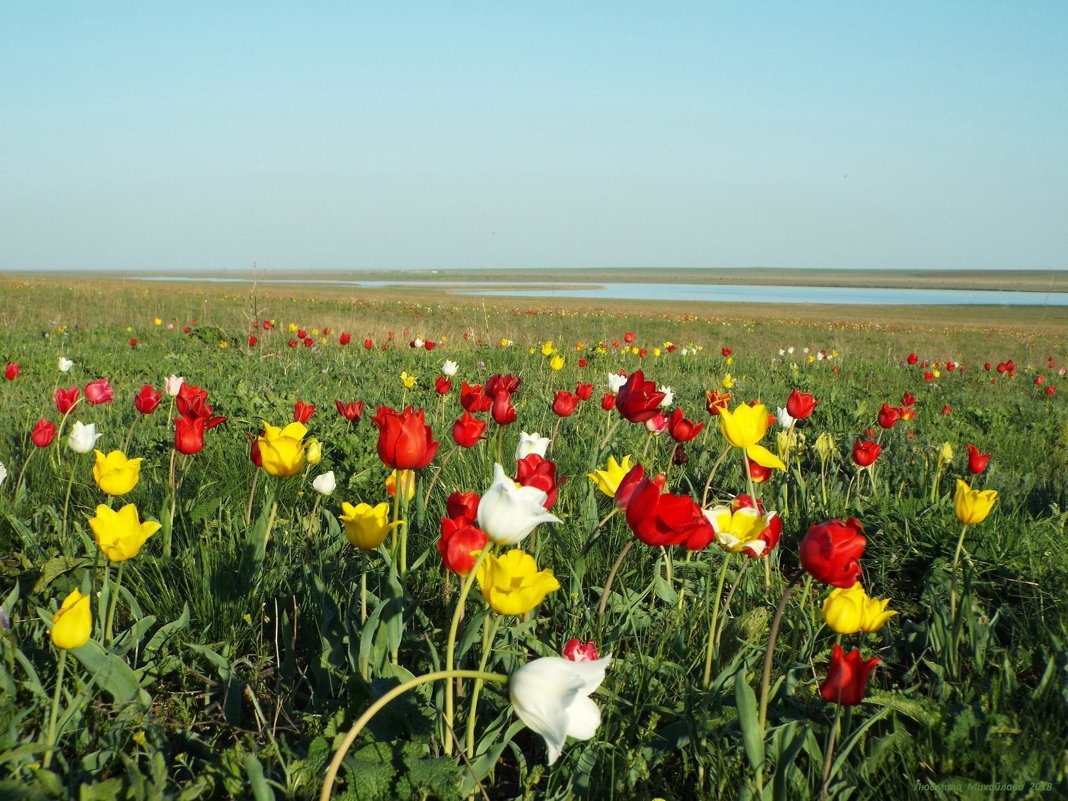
left=814, top=432, right=835, bottom=462
left=549, top=354, right=565, bottom=371
left=400, top=371, right=417, bottom=389
left=51, top=588, right=92, bottom=649
left=722, top=373, right=735, bottom=389
left=822, top=583, right=896, bottom=634
left=305, top=438, right=322, bottom=465
left=153, top=317, right=162, bottom=326
left=257, top=421, right=308, bottom=477
left=719, top=403, right=785, bottom=470
left=340, top=501, right=399, bottom=549
left=92, top=450, right=142, bottom=496
left=953, top=479, right=997, bottom=525
left=541, top=340, right=556, bottom=356
left=386, top=469, right=416, bottom=502
left=937, top=442, right=954, bottom=468
left=477, top=550, right=560, bottom=615
left=705, top=505, right=775, bottom=556
left=587, top=455, right=634, bottom=498
left=88, top=503, right=160, bottom=562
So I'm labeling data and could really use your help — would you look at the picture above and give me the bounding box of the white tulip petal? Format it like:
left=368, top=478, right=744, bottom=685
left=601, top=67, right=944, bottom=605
left=564, top=696, right=601, bottom=740
left=477, top=463, right=561, bottom=545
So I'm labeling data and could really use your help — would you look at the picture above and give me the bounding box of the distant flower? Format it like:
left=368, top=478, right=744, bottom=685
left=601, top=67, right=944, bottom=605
left=441, top=359, right=458, bottom=377
left=966, top=444, right=990, bottom=475
left=3, top=362, right=18, bottom=381
left=58, top=357, right=74, bottom=373
left=31, top=418, right=57, bottom=448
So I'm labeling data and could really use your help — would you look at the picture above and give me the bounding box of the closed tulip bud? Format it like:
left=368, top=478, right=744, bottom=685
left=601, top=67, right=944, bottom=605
left=966, top=444, right=990, bottom=475
left=312, top=471, right=336, bottom=496
left=820, top=644, right=879, bottom=706
left=510, top=656, right=610, bottom=765
left=164, top=375, right=184, bottom=397
left=50, top=589, right=92, bottom=650
left=877, top=403, right=899, bottom=429
left=821, top=583, right=896, bottom=634
left=55, top=386, right=80, bottom=414
left=134, top=384, right=162, bottom=415
left=92, top=450, right=142, bottom=495
left=953, top=480, right=997, bottom=525
left=84, top=378, right=114, bottom=405
left=305, top=438, right=322, bottom=465
left=937, top=441, right=954, bottom=468
left=88, top=503, right=160, bottom=561
left=31, top=418, right=57, bottom=448
left=476, top=549, right=560, bottom=615
left=340, top=501, right=399, bottom=549
left=451, top=411, right=486, bottom=448
left=438, top=517, right=488, bottom=576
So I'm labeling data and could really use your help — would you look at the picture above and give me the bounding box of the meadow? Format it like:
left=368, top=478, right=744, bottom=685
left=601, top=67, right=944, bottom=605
left=0, top=276, right=1066, bottom=801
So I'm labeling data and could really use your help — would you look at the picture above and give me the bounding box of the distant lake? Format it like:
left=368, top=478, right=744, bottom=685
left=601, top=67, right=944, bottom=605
left=138, top=277, right=1068, bottom=306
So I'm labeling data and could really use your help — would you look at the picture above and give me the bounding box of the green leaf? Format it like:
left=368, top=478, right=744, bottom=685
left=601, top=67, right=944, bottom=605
left=32, top=556, right=91, bottom=595
left=243, top=754, right=276, bottom=801
left=735, top=668, right=764, bottom=772
left=70, top=639, right=152, bottom=710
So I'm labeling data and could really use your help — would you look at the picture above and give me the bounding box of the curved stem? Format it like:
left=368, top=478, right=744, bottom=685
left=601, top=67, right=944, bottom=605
left=758, top=572, right=802, bottom=730
left=702, top=553, right=732, bottom=688
left=950, top=524, right=969, bottom=620
left=819, top=702, right=844, bottom=800
left=320, top=669, right=507, bottom=801
left=598, top=538, right=635, bottom=619
left=13, top=447, right=36, bottom=501
left=701, top=443, right=730, bottom=507
left=466, top=615, right=502, bottom=759
left=61, top=456, right=78, bottom=538
left=597, top=418, right=622, bottom=453
left=444, top=546, right=493, bottom=755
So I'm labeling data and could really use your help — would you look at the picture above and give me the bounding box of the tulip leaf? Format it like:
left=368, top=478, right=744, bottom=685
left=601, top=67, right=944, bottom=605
left=71, top=639, right=152, bottom=710
left=145, top=603, right=190, bottom=654
left=244, top=754, right=277, bottom=801
left=31, top=556, right=92, bottom=595
left=734, top=668, right=764, bottom=771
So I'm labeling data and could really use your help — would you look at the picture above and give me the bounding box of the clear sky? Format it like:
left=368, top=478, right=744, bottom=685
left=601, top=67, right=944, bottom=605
left=1, top=2, right=1065, bottom=272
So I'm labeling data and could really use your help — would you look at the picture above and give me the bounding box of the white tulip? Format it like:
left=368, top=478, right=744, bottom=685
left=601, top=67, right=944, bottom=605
left=67, top=421, right=102, bottom=454
left=441, top=360, right=458, bottom=377
left=0, top=462, right=7, bottom=488
left=509, top=656, right=612, bottom=765
left=164, top=375, right=184, bottom=397
left=606, top=373, right=627, bottom=393
left=477, top=463, right=560, bottom=545
left=776, top=407, right=795, bottom=428
left=312, top=471, right=336, bottom=496
left=58, top=357, right=74, bottom=373
left=413, top=337, right=425, bottom=349
left=658, top=385, right=674, bottom=408
left=515, top=432, right=550, bottom=461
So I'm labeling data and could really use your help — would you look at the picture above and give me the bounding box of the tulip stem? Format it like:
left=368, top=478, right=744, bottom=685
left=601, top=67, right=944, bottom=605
left=122, top=415, right=139, bottom=453
left=819, top=702, right=844, bottom=800
left=702, top=554, right=732, bottom=688
left=701, top=444, right=730, bottom=507
left=320, top=669, right=508, bottom=801
left=758, top=572, right=802, bottom=730
left=42, top=650, right=67, bottom=769
left=444, top=546, right=493, bottom=756
left=105, top=562, right=124, bottom=646
left=13, top=447, right=36, bottom=504
left=61, top=456, right=78, bottom=539
left=466, top=615, right=502, bottom=759
left=245, top=468, right=259, bottom=526
left=949, top=524, right=970, bottom=620
left=597, top=418, right=622, bottom=454
left=398, top=471, right=414, bottom=576
left=597, top=538, right=635, bottom=620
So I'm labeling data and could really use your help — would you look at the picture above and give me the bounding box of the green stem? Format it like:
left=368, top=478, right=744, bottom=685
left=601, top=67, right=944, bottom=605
left=702, top=553, right=732, bottom=688
left=320, top=669, right=508, bottom=801
left=444, top=546, right=493, bottom=756
left=466, top=615, right=502, bottom=759
left=701, top=443, right=730, bottom=507
left=105, top=562, right=124, bottom=646
left=399, top=471, right=413, bottom=576
left=819, top=699, right=845, bottom=800
left=950, top=524, right=970, bottom=620
left=42, top=650, right=67, bottom=769
left=598, top=538, right=635, bottom=620
left=61, top=456, right=78, bottom=538
left=359, top=571, right=369, bottom=680
left=758, top=573, right=802, bottom=730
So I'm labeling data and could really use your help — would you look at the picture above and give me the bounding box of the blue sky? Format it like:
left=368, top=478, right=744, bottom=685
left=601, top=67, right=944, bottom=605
left=1, top=2, right=1065, bottom=271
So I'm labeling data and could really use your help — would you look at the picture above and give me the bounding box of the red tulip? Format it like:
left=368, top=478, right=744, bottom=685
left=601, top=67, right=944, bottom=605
left=31, top=418, right=56, bottom=447
left=966, top=444, right=990, bottom=474
left=84, top=378, right=114, bottom=405
left=247, top=432, right=263, bottom=467
left=4, top=362, right=19, bottom=381
left=1046, top=385, right=1056, bottom=397
left=288, top=339, right=298, bottom=348
left=439, top=517, right=489, bottom=576
left=562, top=639, right=600, bottom=662
left=731, top=494, right=782, bottom=557
left=820, top=644, right=880, bottom=706
left=601, top=393, right=616, bottom=411
left=460, top=382, right=493, bottom=413
left=335, top=400, right=364, bottom=421
left=129, top=338, right=138, bottom=347
left=799, top=518, right=866, bottom=588
left=435, top=376, right=452, bottom=395
left=490, top=390, right=516, bottom=425
left=705, top=389, right=732, bottom=416
left=516, top=454, right=560, bottom=509
left=615, top=370, right=666, bottom=423
left=907, top=352, right=918, bottom=365
left=851, top=439, right=881, bottom=467
left=747, top=458, right=772, bottom=484
left=485, top=373, right=521, bottom=397
left=296, top=328, right=307, bottom=339
left=174, top=415, right=208, bottom=455
left=786, top=389, right=817, bottom=420
left=984, top=362, right=991, bottom=371
left=575, top=382, right=593, bottom=401
left=623, top=331, right=635, bottom=343
left=1034, top=375, right=1045, bottom=386
left=552, top=391, right=580, bottom=418
left=425, top=340, right=436, bottom=351
left=946, top=361, right=956, bottom=372
left=721, top=346, right=731, bottom=358
left=451, top=412, right=487, bottom=448
left=134, top=384, right=162, bottom=415
left=303, top=337, right=313, bottom=348
left=445, top=490, right=480, bottom=524
left=373, top=406, right=439, bottom=470
left=293, top=400, right=315, bottom=423
left=877, top=403, right=899, bottom=429
left=614, top=463, right=663, bottom=510
left=578, top=358, right=588, bottom=367
left=248, top=335, right=258, bottom=347
left=364, top=338, right=374, bottom=350
left=901, top=391, right=916, bottom=406
left=667, top=408, right=703, bottom=442
left=55, top=387, right=80, bottom=415
left=339, top=332, right=352, bottom=345
left=624, top=472, right=714, bottom=550
left=942, top=404, right=952, bottom=417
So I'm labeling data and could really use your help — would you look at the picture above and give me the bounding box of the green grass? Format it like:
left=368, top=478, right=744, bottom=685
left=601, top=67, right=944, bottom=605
left=0, top=278, right=1066, bottom=800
